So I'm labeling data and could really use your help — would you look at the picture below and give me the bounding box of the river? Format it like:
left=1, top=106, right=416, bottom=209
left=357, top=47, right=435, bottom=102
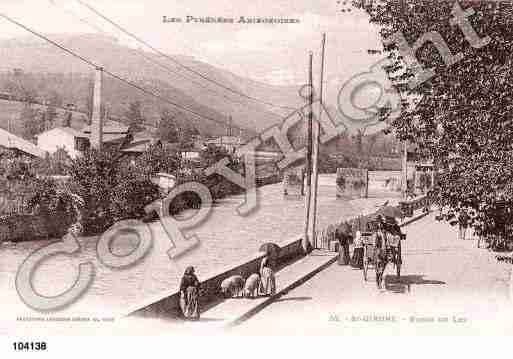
left=0, top=173, right=401, bottom=333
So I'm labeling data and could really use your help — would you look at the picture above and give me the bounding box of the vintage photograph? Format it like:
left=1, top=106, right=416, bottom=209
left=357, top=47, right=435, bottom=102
left=0, top=0, right=512, bottom=340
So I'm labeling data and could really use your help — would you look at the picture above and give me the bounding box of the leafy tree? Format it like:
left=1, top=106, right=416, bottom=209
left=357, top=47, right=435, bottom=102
left=68, top=147, right=120, bottom=234
left=27, top=178, right=83, bottom=238
left=158, top=108, right=179, bottom=143
left=110, top=167, right=160, bottom=223
left=133, top=142, right=181, bottom=178
left=68, top=144, right=178, bottom=234
left=354, top=0, right=513, bottom=231
left=36, top=148, right=72, bottom=177
left=21, top=104, right=43, bottom=141
left=125, top=101, right=145, bottom=133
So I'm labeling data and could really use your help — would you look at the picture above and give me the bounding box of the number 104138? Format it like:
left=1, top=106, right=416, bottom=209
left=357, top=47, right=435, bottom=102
left=13, top=342, right=47, bottom=351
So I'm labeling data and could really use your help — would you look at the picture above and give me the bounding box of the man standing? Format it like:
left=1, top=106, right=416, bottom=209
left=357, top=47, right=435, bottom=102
left=458, top=209, right=469, bottom=240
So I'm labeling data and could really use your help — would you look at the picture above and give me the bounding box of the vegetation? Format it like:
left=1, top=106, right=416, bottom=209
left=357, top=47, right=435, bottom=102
left=354, top=0, right=513, bottom=233
left=125, top=101, right=146, bottom=133
left=21, top=104, right=44, bottom=141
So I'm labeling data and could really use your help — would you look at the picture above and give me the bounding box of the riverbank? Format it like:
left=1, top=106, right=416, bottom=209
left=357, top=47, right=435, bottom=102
left=1, top=175, right=403, bottom=333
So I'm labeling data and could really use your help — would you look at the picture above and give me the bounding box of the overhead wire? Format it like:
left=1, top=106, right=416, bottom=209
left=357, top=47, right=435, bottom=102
left=0, top=12, right=249, bottom=132
left=75, top=0, right=298, bottom=111
left=48, top=0, right=285, bottom=121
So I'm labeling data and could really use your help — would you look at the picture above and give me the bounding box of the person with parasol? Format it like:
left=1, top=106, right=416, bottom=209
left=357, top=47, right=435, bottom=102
left=336, top=221, right=352, bottom=265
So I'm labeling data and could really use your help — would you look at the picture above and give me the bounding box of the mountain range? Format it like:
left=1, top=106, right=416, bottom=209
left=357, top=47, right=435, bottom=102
left=0, top=33, right=306, bottom=137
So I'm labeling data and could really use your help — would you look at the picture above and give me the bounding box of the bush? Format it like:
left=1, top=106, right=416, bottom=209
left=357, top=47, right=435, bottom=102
left=27, top=178, right=83, bottom=238
left=68, top=147, right=120, bottom=234
left=110, top=171, right=160, bottom=222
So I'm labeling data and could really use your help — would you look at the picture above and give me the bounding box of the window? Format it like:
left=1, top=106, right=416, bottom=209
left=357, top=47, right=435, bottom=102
left=75, top=137, right=90, bottom=152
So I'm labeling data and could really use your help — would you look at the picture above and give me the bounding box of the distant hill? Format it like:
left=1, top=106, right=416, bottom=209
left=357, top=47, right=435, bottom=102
left=0, top=99, right=89, bottom=140
left=0, top=33, right=304, bottom=137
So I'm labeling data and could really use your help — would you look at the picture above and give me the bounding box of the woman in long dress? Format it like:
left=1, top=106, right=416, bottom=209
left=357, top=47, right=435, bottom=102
left=179, top=266, right=200, bottom=320
left=259, top=257, right=276, bottom=296
left=351, top=230, right=364, bottom=269
left=337, top=222, right=352, bottom=265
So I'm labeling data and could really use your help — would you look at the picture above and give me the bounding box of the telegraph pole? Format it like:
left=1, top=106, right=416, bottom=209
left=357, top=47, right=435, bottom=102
left=402, top=141, right=408, bottom=199
left=91, top=67, right=104, bottom=149
left=303, top=52, right=314, bottom=254
left=310, top=33, right=326, bottom=246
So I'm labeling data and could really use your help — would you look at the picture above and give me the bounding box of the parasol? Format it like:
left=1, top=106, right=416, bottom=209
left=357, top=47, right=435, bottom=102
left=259, top=242, right=281, bottom=258
left=337, top=221, right=352, bottom=236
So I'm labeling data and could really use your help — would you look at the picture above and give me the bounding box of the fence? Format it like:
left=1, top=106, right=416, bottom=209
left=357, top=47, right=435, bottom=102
left=314, top=195, right=431, bottom=250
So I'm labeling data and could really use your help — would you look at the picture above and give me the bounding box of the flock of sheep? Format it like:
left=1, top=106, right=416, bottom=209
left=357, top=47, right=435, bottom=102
left=220, top=273, right=266, bottom=299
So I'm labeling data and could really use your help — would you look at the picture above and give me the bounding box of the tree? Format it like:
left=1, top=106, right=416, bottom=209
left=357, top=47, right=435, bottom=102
left=179, top=121, right=200, bottom=151
left=36, top=148, right=71, bottom=177
left=6, top=69, right=38, bottom=103
left=21, top=104, right=43, bottom=141
left=125, top=101, right=145, bottom=133
left=158, top=108, right=179, bottom=143
left=355, top=0, right=513, bottom=231
left=134, top=143, right=180, bottom=178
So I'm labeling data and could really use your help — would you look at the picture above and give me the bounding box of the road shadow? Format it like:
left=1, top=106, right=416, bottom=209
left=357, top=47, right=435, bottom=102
left=273, top=296, right=312, bottom=303
left=384, top=274, right=446, bottom=294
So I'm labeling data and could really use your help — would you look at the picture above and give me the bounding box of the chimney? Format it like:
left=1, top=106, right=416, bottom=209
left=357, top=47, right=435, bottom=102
left=91, top=67, right=104, bottom=149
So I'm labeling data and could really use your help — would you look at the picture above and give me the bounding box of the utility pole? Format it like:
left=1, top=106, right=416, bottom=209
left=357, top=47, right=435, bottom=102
left=303, top=52, right=314, bottom=254
left=91, top=67, right=104, bottom=150
left=310, top=33, right=326, bottom=247
left=402, top=141, right=408, bottom=199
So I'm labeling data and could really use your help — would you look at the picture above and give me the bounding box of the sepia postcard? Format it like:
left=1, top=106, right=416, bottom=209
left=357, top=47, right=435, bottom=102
left=1, top=0, right=512, bottom=351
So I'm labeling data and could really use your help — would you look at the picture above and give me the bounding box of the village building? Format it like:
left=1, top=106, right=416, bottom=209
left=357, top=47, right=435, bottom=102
left=36, top=127, right=89, bottom=159
left=0, top=128, right=46, bottom=159
left=205, top=135, right=244, bottom=153
left=36, top=120, right=136, bottom=158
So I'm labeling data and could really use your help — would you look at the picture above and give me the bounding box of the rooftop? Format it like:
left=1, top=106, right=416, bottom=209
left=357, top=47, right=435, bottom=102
left=82, top=120, right=129, bottom=134
left=0, top=128, right=46, bottom=158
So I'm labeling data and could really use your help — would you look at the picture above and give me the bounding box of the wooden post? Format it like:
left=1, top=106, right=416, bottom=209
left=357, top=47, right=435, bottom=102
left=401, top=141, right=408, bottom=199
left=91, top=67, right=104, bottom=149
left=310, top=34, right=326, bottom=246
left=430, top=165, right=435, bottom=189
left=303, top=52, right=314, bottom=254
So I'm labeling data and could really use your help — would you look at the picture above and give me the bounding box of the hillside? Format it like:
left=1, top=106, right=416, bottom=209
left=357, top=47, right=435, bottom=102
left=0, top=99, right=89, bottom=139
left=0, top=34, right=304, bottom=137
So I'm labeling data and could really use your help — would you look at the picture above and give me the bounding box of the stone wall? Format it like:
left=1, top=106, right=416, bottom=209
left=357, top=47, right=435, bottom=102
left=127, top=234, right=305, bottom=319
left=125, top=195, right=431, bottom=319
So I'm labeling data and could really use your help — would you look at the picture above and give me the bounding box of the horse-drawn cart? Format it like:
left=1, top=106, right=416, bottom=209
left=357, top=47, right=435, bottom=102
left=361, top=223, right=405, bottom=289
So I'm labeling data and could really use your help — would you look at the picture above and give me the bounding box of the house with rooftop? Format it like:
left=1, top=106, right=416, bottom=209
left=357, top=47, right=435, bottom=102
left=36, top=127, right=89, bottom=159
left=205, top=135, right=245, bottom=153
left=0, top=128, right=46, bottom=159
left=36, top=120, right=133, bottom=158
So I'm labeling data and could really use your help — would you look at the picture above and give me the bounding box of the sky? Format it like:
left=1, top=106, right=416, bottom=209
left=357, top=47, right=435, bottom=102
left=0, top=0, right=385, bottom=108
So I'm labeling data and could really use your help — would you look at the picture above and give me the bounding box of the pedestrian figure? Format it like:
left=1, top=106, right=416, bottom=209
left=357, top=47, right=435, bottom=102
left=373, top=222, right=388, bottom=289
left=458, top=209, right=469, bottom=240
left=259, top=257, right=276, bottom=296
left=179, top=266, right=200, bottom=320
left=351, top=230, right=364, bottom=269
left=336, top=222, right=351, bottom=265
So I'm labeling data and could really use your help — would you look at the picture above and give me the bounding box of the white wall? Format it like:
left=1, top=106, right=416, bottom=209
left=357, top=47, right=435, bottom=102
left=37, top=129, right=80, bottom=159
